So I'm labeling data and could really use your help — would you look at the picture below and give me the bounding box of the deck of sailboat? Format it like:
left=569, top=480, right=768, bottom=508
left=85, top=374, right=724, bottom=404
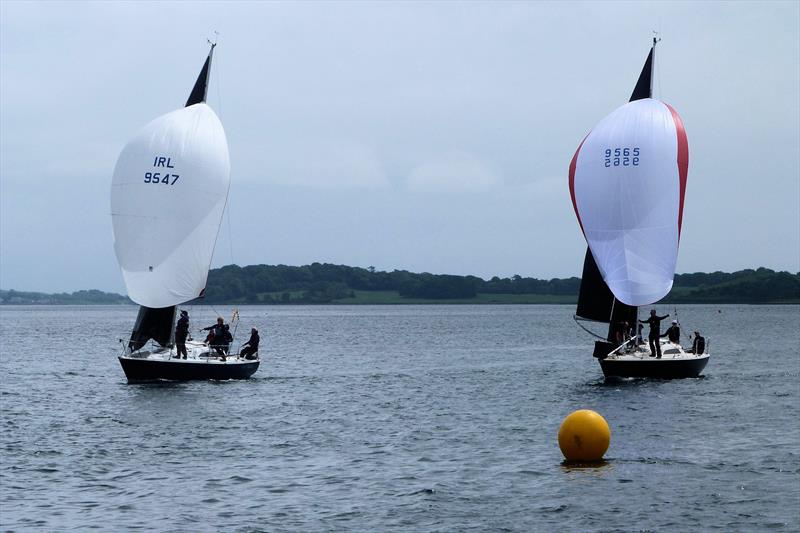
left=606, top=339, right=708, bottom=361
left=122, top=340, right=240, bottom=361
left=600, top=339, right=710, bottom=378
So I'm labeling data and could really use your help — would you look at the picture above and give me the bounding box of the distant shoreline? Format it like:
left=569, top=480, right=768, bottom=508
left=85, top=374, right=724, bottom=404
left=1, top=299, right=797, bottom=306
left=2, top=263, right=798, bottom=306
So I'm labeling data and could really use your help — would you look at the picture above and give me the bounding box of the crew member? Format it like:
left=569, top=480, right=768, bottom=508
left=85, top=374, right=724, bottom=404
left=201, top=317, right=225, bottom=344
left=240, top=328, right=260, bottom=360
left=662, top=320, right=681, bottom=344
left=175, top=310, right=189, bottom=359
left=691, top=331, right=706, bottom=354
left=216, top=324, right=233, bottom=359
left=640, top=309, right=670, bottom=358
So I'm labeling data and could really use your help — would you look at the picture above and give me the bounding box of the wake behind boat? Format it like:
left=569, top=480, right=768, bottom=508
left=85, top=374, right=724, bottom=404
left=111, top=42, right=260, bottom=382
left=569, top=37, right=711, bottom=379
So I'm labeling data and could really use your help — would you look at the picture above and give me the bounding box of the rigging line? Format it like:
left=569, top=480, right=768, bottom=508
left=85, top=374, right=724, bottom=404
left=655, top=28, right=663, bottom=99
left=657, top=45, right=662, bottom=99
left=608, top=292, right=616, bottom=323
left=212, top=45, right=235, bottom=266
left=208, top=304, right=224, bottom=320
left=214, top=60, right=224, bottom=117
left=573, top=315, right=607, bottom=341
left=214, top=42, right=223, bottom=119
left=226, top=196, right=235, bottom=265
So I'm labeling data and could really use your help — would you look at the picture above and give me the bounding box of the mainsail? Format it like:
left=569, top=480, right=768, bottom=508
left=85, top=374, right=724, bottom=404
left=128, top=305, right=177, bottom=352
left=111, top=44, right=229, bottom=349
left=570, top=40, right=688, bottom=330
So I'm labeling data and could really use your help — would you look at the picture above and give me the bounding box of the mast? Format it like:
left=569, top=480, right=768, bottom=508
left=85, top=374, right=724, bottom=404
left=574, top=39, right=656, bottom=341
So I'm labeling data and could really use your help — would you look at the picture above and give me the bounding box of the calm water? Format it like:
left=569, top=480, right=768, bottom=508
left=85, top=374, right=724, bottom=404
left=1, top=304, right=798, bottom=532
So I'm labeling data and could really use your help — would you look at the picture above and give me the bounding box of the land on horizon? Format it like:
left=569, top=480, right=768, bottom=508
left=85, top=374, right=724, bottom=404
left=1, top=264, right=798, bottom=305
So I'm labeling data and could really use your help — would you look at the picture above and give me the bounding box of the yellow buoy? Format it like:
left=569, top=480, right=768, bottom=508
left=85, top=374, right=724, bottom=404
left=558, top=409, right=611, bottom=461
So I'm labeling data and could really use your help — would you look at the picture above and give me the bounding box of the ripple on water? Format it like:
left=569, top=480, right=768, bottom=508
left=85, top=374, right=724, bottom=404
left=0, top=304, right=798, bottom=531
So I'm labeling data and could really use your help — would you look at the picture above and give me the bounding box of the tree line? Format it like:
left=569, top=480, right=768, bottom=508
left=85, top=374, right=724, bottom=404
left=2, top=265, right=797, bottom=305
left=202, top=263, right=799, bottom=304
left=0, top=289, right=131, bottom=305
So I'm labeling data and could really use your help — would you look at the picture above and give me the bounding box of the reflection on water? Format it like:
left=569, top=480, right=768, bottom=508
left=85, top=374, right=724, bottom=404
left=560, top=459, right=614, bottom=475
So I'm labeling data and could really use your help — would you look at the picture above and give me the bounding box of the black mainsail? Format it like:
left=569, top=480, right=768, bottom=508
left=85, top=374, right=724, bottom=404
left=629, top=44, right=654, bottom=102
left=185, top=43, right=215, bottom=107
left=127, top=44, right=217, bottom=352
left=574, top=39, right=656, bottom=344
left=128, top=306, right=177, bottom=352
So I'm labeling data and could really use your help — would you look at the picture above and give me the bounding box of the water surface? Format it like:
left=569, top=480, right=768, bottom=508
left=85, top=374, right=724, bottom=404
left=1, top=304, right=798, bottom=531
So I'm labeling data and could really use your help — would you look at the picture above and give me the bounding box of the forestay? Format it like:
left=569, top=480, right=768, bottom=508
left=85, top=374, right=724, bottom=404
left=569, top=98, right=688, bottom=307
left=111, top=103, right=230, bottom=308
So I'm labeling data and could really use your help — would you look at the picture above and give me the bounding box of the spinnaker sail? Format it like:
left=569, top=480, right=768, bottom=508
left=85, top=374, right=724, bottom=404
left=111, top=46, right=230, bottom=310
left=569, top=98, right=688, bottom=306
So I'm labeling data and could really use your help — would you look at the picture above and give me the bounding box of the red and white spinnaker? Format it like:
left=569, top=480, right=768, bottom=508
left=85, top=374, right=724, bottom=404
left=569, top=98, right=688, bottom=307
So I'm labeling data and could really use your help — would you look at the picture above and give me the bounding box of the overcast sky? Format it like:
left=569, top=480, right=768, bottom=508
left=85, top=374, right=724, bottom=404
left=1, top=1, right=798, bottom=293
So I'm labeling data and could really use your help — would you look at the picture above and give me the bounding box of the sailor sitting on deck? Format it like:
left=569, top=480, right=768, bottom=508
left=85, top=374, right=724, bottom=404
left=217, top=324, right=233, bottom=357
left=662, top=320, right=681, bottom=344
left=611, top=321, right=625, bottom=346
left=690, top=331, right=706, bottom=354
left=202, top=317, right=225, bottom=344
left=201, top=317, right=231, bottom=359
left=240, top=328, right=260, bottom=360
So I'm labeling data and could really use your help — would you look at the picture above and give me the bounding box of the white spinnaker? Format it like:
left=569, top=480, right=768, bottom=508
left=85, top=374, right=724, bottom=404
left=111, top=103, right=230, bottom=308
left=571, top=98, right=687, bottom=306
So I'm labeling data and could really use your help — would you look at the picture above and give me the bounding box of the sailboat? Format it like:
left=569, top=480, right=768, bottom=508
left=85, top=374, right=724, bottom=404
left=569, top=38, right=710, bottom=379
left=111, top=43, right=259, bottom=382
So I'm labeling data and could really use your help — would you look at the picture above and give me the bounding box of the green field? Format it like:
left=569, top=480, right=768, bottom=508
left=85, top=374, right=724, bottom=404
left=330, top=290, right=577, bottom=305
left=199, top=290, right=578, bottom=305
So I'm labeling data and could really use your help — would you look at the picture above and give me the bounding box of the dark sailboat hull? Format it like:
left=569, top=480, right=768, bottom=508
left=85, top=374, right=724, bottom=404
left=118, top=356, right=259, bottom=382
left=599, top=355, right=709, bottom=379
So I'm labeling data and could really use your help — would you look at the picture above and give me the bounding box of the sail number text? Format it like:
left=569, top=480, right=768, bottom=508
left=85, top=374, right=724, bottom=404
left=604, top=147, right=639, bottom=167
left=144, top=172, right=180, bottom=184
left=144, top=155, right=179, bottom=185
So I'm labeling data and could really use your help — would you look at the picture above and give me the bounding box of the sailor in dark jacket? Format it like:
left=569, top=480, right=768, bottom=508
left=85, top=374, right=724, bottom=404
left=202, top=317, right=225, bottom=343
left=662, top=320, right=680, bottom=344
left=640, top=309, right=670, bottom=358
left=175, top=310, right=189, bottom=359
left=201, top=317, right=230, bottom=359
left=217, top=324, right=233, bottom=357
left=240, top=328, right=260, bottom=360
left=691, top=331, right=706, bottom=354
